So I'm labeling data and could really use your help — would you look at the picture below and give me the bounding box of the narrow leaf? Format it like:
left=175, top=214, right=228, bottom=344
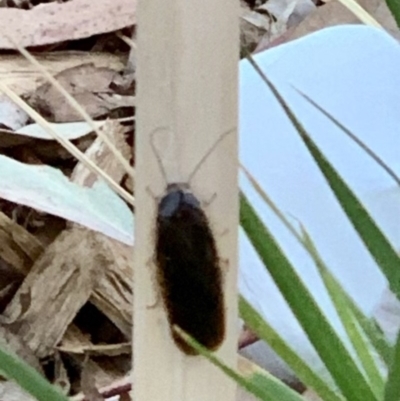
left=295, top=89, right=400, bottom=187
left=0, top=345, right=69, bottom=401
left=300, top=131, right=400, bottom=299
left=385, top=0, right=400, bottom=29
left=239, top=296, right=343, bottom=401
left=246, top=53, right=400, bottom=301
left=350, top=302, right=393, bottom=366
left=301, top=225, right=385, bottom=397
left=384, top=330, right=400, bottom=401
left=174, top=326, right=304, bottom=401
left=242, top=158, right=392, bottom=368
left=240, top=192, right=377, bottom=401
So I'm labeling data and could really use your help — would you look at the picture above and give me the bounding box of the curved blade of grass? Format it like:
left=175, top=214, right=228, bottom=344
left=349, top=300, right=393, bottom=366
left=384, top=331, right=400, bottom=401
left=0, top=345, right=69, bottom=401
left=239, top=296, right=344, bottom=401
left=300, top=225, right=385, bottom=398
left=240, top=192, right=377, bottom=401
left=384, top=0, right=400, bottom=29
left=345, top=315, right=384, bottom=398
left=294, top=89, right=400, bottom=187
left=295, top=94, right=400, bottom=365
left=241, top=164, right=382, bottom=396
left=291, top=94, right=400, bottom=365
left=299, top=131, right=400, bottom=298
left=309, top=257, right=392, bottom=367
left=242, top=162, right=393, bottom=367
left=246, top=54, right=400, bottom=301
left=173, top=326, right=304, bottom=401
left=240, top=165, right=343, bottom=401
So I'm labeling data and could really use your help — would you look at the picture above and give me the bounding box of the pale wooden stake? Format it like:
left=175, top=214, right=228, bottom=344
left=134, top=0, right=239, bottom=400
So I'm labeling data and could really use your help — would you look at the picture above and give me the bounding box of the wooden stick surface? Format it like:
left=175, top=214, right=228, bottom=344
left=134, top=0, right=239, bottom=400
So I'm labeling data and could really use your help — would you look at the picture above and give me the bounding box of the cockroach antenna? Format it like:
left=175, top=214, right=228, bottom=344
left=150, top=126, right=236, bottom=188
left=149, top=126, right=170, bottom=187
left=186, top=126, right=236, bottom=185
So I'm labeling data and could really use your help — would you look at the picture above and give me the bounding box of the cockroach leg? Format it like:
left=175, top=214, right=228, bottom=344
left=220, top=257, right=230, bottom=276
left=201, top=192, right=217, bottom=209
left=146, top=291, right=161, bottom=309
left=145, top=257, right=162, bottom=309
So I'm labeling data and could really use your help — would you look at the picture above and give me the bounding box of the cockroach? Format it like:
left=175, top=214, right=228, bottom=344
left=151, top=128, right=233, bottom=355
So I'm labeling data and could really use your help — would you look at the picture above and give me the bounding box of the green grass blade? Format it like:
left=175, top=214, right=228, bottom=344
left=349, top=302, right=393, bottom=366
left=300, top=226, right=385, bottom=398
left=240, top=192, right=378, bottom=401
left=384, top=331, right=400, bottom=401
left=0, top=345, right=69, bottom=401
left=295, top=89, right=400, bottom=187
left=242, top=160, right=392, bottom=369
left=246, top=54, right=400, bottom=300
left=345, top=315, right=384, bottom=398
left=239, top=296, right=344, bottom=401
left=385, top=0, right=400, bottom=29
left=297, top=208, right=391, bottom=363
left=299, top=130, right=400, bottom=299
left=174, top=326, right=304, bottom=401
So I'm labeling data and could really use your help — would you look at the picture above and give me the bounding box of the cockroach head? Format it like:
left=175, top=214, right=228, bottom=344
left=165, top=182, right=189, bottom=193
left=158, top=183, right=201, bottom=219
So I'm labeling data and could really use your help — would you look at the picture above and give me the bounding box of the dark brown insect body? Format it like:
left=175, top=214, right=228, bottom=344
left=155, top=183, right=225, bottom=355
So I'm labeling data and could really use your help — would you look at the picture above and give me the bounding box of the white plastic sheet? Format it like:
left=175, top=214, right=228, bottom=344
left=239, top=24, right=400, bottom=373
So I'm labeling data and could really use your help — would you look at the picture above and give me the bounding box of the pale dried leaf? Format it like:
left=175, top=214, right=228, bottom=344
left=0, top=155, right=133, bottom=244
left=0, top=51, right=125, bottom=97
left=242, top=10, right=272, bottom=31
left=240, top=3, right=276, bottom=56
left=29, top=64, right=126, bottom=122
left=0, top=121, right=102, bottom=152
left=259, top=0, right=316, bottom=27
left=240, top=15, right=269, bottom=56
left=58, top=342, right=131, bottom=357
left=0, top=0, right=136, bottom=49
left=241, top=0, right=315, bottom=53
left=287, top=0, right=399, bottom=42
left=0, top=94, right=28, bottom=130
left=17, top=121, right=105, bottom=141
left=287, top=0, right=317, bottom=28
